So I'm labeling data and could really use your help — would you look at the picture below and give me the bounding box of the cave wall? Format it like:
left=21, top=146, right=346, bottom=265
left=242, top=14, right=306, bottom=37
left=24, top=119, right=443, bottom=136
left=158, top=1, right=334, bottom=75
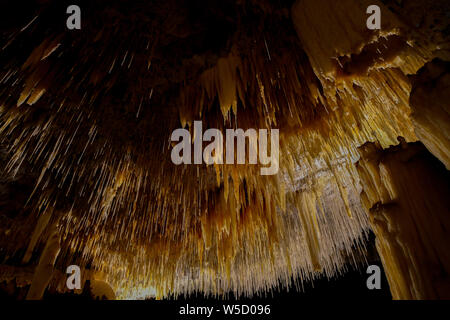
left=356, top=140, right=450, bottom=299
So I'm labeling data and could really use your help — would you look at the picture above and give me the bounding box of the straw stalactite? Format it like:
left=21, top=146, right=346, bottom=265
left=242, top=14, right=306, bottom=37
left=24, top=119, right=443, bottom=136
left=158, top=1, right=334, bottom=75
left=0, top=0, right=449, bottom=299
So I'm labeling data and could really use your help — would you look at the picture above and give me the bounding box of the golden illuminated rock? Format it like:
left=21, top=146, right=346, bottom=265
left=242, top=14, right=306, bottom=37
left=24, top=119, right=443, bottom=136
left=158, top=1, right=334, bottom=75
left=26, top=223, right=60, bottom=300
left=0, top=0, right=449, bottom=300
left=410, top=59, right=450, bottom=170
left=356, top=140, right=450, bottom=299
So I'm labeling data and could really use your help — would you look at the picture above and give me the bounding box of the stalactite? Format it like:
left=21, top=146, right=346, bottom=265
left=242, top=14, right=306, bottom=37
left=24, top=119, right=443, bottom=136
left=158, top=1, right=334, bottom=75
left=0, top=0, right=448, bottom=299
left=22, top=209, right=53, bottom=264
left=291, top=0, right=433, bottom=90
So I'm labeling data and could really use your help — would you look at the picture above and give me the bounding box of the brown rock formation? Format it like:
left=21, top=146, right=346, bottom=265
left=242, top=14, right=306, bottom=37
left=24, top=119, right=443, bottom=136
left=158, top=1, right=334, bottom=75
left=26, top=223, right=60, bottom=300
left=356, top=140, right=450, bottom=299
left=410, top=59, right=450, bottom=170
left=0, top=0, right=449, bottom=300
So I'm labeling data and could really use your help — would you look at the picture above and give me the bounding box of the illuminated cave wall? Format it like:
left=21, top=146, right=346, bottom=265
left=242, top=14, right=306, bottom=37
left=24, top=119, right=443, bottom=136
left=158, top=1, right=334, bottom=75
left=0, top=0, right=449, bottom=299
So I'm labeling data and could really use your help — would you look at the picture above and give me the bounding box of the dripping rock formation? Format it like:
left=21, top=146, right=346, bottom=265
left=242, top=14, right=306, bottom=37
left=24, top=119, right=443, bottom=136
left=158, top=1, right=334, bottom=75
left=0, top=0, right=449, bottom=300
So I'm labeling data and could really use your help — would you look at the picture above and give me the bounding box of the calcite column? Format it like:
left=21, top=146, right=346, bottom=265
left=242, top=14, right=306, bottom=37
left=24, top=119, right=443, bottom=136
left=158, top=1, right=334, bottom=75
left=22, top=210, right=53, bottom=264
left=26, top=224, right=60, bottom=300
left=356, top=139, right=450, bottom=299
left=409, top=59, right=450, bottom=170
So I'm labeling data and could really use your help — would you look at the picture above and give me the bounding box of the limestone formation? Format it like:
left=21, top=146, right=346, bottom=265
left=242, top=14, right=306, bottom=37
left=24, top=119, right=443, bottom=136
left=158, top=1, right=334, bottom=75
left=356, top=140, right=450, bottom=299
left=410, top=59, right=450, bottom=170
left=0, top=0, right=449, bottom=300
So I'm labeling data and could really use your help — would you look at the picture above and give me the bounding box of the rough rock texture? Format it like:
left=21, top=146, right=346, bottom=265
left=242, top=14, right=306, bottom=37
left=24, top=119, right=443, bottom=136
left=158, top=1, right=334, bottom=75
left=356, top=140, right=450, bottom=299
left=410, top=59, right=450, bottom=170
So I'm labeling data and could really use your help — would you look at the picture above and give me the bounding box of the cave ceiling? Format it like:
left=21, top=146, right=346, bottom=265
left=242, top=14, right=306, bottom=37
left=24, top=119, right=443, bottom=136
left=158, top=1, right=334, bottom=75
left=0, top=0, right=449, bottom=299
